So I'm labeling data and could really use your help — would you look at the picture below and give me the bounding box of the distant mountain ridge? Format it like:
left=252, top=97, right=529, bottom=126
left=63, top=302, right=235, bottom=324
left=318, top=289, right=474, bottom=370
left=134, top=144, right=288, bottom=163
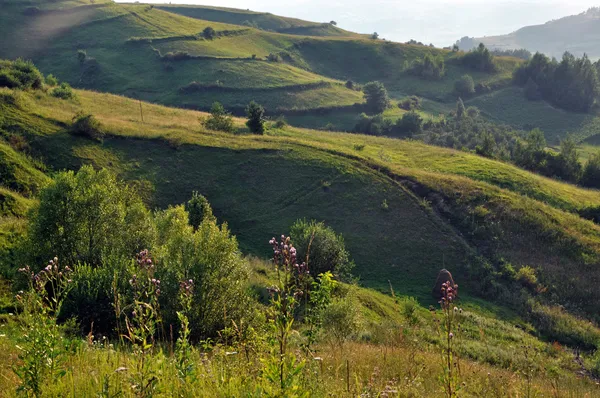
left=457, top=7, right=600, bottom=59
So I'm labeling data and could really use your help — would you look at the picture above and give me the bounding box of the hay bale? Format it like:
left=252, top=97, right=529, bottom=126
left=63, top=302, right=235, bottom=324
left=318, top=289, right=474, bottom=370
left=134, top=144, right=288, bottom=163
left=432, top=268, right=456, bottom=300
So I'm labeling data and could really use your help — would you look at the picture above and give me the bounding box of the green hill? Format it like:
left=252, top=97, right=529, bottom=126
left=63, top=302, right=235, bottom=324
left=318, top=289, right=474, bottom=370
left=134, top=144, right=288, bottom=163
left=3, top=85, right=600, bottom=320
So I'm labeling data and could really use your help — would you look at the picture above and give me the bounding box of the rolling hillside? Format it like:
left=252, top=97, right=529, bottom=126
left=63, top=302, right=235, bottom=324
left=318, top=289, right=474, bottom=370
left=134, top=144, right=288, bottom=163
left=456, top=7, right=600, bottom=59
left=3, top=85, right=600, bottom=321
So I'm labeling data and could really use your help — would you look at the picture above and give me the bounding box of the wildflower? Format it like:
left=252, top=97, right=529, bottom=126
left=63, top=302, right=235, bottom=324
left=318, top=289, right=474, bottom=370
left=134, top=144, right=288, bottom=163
left=449, top=332, right=454, bottom=339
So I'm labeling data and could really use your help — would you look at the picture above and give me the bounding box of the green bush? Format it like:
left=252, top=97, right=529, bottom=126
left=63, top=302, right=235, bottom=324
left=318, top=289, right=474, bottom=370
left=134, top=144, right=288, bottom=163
left=28, top=165, right=155, bottom=267
left=322, top=295, right=361, bottom=346
left=290, top=219, right=354, bottom=279
left=266, top=53, right=281, bottom=63
left=45, top=74, right=58, bottom=86
left=153, top=205, right=251, bottom=339
left=398, top=96, right=421, bottom=110
left=246, top=101, right=266, bottom=134
left=273, top=115, right=287, bottom=129
left=362, top=81, right=390, bottom=114
left=203, top=26, right=216, bottom=40
left=581, top=151, right=600, bottom=189
left=409, top=53, right=445, bottom=80
left=51, top=82, right=74, bottom=100
left=515, top=266, right=537, bottom=289
left=461, top=43, right=497, bottom=73
left=202, top=102, right=234, bottom=133
left=393, top=111, right=423, bottom=137
left=184, top=191, right=215, bottom=230
left=455, top=74, right=475, bottom=97
left=0, top=59, right=44, bottom=90
left=71, top=112, right=104, bottom=140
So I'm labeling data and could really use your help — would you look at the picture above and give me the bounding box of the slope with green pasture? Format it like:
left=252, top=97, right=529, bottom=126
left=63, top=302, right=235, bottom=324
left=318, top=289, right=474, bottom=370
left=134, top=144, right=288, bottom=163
left=3, top=86, right=600, bottom=321
left=154, top=4, right=362, bottom=37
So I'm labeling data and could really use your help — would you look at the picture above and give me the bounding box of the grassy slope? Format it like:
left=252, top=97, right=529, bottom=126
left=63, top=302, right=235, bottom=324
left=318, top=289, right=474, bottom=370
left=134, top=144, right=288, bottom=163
left=3, top=88, right=600, bottom=314
left=154, top=4, right=362, bottom=37
left=467, top=86, right=600, bottom=144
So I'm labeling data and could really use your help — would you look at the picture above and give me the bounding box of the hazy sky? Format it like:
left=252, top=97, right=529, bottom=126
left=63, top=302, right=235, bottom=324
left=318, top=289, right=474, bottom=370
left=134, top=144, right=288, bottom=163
left=128, top=0, right=599, bottom=46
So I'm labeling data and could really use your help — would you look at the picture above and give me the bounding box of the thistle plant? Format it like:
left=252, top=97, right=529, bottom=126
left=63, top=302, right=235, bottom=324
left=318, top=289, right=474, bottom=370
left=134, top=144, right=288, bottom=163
left=264, top=235, right=308, bottom=394
left=175, top=279, right=194, bottom=382
left=13, top=258, right=73, bottom=397
left=123, top=249, right=161, bottom=397
left=303, top=271, right=337, bottom=354
left=433, top=281, right=462, bottom=398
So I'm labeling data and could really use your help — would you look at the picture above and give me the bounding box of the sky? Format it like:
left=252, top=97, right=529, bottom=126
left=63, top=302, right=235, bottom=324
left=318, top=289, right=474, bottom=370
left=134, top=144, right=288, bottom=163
left=123, top=0, right=600, bottom=46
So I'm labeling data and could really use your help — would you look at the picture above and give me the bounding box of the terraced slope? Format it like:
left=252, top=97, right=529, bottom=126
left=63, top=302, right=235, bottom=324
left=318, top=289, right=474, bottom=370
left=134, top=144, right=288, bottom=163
left=2, top=87, right=600, bottom=321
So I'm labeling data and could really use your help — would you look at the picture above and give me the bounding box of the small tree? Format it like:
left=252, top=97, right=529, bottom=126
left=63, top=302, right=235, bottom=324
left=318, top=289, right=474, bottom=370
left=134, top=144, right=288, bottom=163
left=524, top=77, right=541, bottom=100
left=246, top=101, right=266, bottom=134
left=363, top=81, right=391, bottom=114
left=202, top=102, right=234, bottom=132
left=456, top=97, right=466, bottom=120
left=581, top=151, right=600, bottom=188
left=184, top=191, right=215, bottom=230
left=330, top=20, right=337, bottom=25
left=371, top=32, right=379, bottom=40
left=290, top=219, right=354, bottom=279
left=203, top=27, right=216, bottom=40
left=77, top=49, right=87, bottom=64
left=71, top=112, right=104, bottom=141
left=394, top=111, right=423, bottom=137
left=454, top=74, right=475, bottom=97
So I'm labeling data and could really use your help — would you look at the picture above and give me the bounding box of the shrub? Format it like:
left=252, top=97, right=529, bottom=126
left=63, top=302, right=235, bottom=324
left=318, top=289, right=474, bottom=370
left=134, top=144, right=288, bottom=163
left=246, top=101, right=266, bottom=134
left=266, top=53, right=281, bottom=63
left=184, top=191, right=215, bottom=230
left=353, top=113, right=392, bottom=135
left=466, top=106, right=480, bottom=118
left=153, top=205, right=250, bottom=339
left=202, top=102, right=234, bottom=133
left=45, top=74, right=58, bottom=86
left=0, top=59, right=44, bottom=90
left=202, top=26, right=216, bottom=40
left=409, top=53, right=445, bottom=80
left=515, top=266, right=538, bottom=290
left=345, top=80, right=355, bottom=90
left=581, top=151, right=600, bottom=189
left=51, top=82, right=74, bottom=99
left=398, top=96, right=421, bottom=110
left=362, top=81, right=391, bottom=114
left=290, top=219, right=354, bottom=279
left=77, top=49, right=87, bottom=64
left=71, top=112, right=104, bottom=140
left=461, top=43, right=497, bottom=73
left=322, top=294, right=361, bottom=347
left=162, top=51, right=192, bottom=61
left=401, top=297, right=420, bottom=326
left=455, top=74, right=475, bottom=97
left=28, top=165, right=155, bottom=267
left=393, top=111, right=423, bottom=137
left=273, top=115, right=287, bottom=129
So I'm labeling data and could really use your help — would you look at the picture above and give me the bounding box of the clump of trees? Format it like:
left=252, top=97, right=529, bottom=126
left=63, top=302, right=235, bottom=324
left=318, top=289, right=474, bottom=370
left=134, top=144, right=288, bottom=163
left=398, top=96, right=421, bottom=111
left=362, top=81, right=390, bottom=114
left=514, top=52, right=600, bottom=113
left=202, top=102, right=234, bottom=133
left=460, top=43, right=497, bottom=73
left=408, top=53, right=445, bottom=80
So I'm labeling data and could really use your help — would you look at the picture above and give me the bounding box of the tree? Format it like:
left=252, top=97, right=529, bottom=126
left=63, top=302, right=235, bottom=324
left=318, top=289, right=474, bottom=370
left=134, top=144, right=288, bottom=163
left=455, top=74, right=475, bottom=97
left=393, top=111, right=423, bottom=137
left=461, top=43, right=497, bottom=73
left=290, top=219, right=354, bottom=279
left=77, top=49, right=87, bottom=64
left=29, top=166, right=154, bottom=267
left=185, top=191, right=215, bottom=230
left=202, top=102, right=234, bottom=132
left=555, top=135, right=582, bottom=182
left=409, top=53, right=445, bottom=80
left=246, top=101, right=265, bottom=134
left=524, top=77, right=541, bottom=100
left=456, top=98, right=466, bottom=119
left=362, top=81, right=390, bottom=114
left=581, top=151, right=600, bottom=188
left=371, top=32, right=379, bottom=40
left=203, top=26, right=216, bottom=40
left=330, top=20, right=337, bottom=25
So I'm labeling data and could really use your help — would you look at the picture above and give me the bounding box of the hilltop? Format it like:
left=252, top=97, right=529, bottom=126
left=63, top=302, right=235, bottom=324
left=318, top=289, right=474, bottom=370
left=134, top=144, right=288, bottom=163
left=457, top=7, right=600, bottom=59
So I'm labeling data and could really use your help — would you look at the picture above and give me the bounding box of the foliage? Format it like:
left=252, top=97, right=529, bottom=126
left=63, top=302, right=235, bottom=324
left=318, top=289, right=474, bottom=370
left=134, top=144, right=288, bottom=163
left=581, top=151, right=600, bottom=189
left=523, top=77, right=541, bottom=101
left=184, top=191, right=215, bottom=230
left=28, top=166, right=154, bottom=267
left=409, top=53, right=445, bottom=80
left=362, top=81, right=390, bottom=114
left=394, top=111, right=423, bottom=137
left=321, top=293, right=361, bottom=347
left=202, top=26, right=216, bottom=40
left=514, top=52, right=600, bottom=112
left=490, top=48, right=532, bottom=60
left=70, top=111, right=105, bottom=140
left=13, top=260, right=74, bottom=397
left=290, top=219, right=354, bottom=279
left=245, top=101, right=266, bottom=134
left=398, top=95, right=421, bottom=111
left=352, top=113, right=392, bottom=135
left=456, top=98, right=466, bottom=119
left=515, top=266, right=538, bottom=290
left=202, top=102, right=234, bottom=133
left=153, top=205, right=250, bottom=339
left=45, top=74, right=58, bottom=86
left=77, top=49, right=87, bottom=65
left=460, top=43, right=497, bottom=73
left=454, top=74, right=475, bottom=97
left=266, top=53, right=281, bottom=63
left=0, top=59, right=43, bottom=90
left=51, top=82, right=75, bottom=100
left=303, top=272, right=337, bottom=351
